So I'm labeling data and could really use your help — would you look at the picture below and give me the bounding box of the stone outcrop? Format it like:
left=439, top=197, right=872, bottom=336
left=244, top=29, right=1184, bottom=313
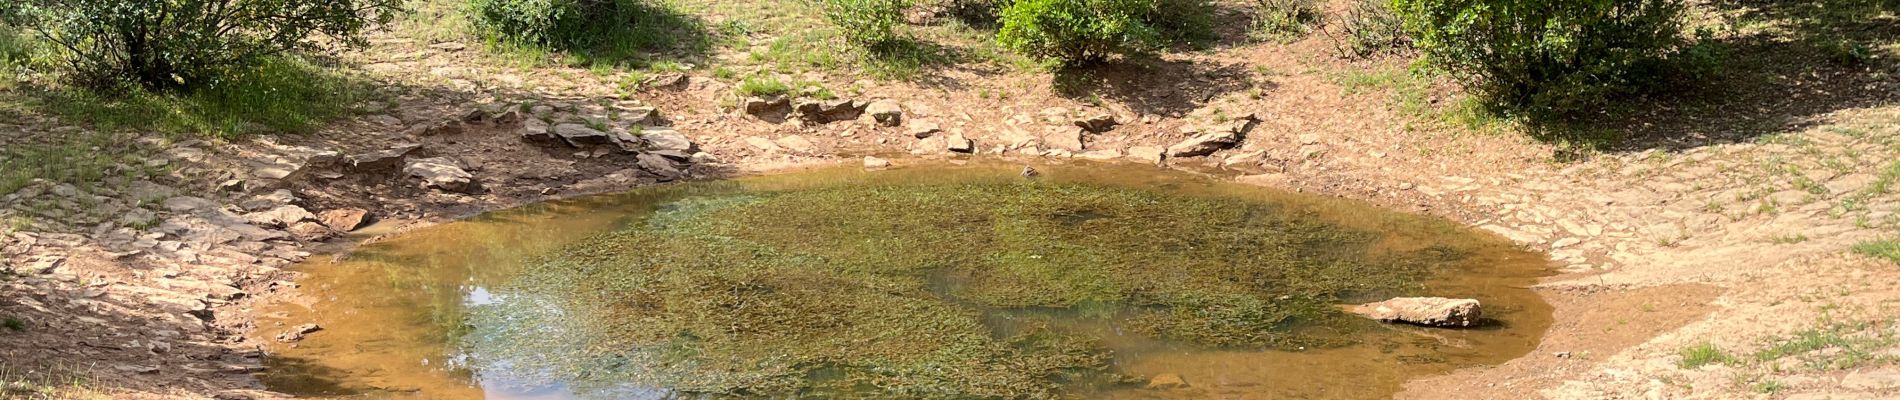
left=552, top=123, right=615, bottom=147
left=520, top=118, right=560, bottom=146
left=1347, top=297, right=1483, bottom=327
left=1167, top=116, right=1259, bottom=158
left=1073, top=113, right=1118, bottom=133
left=1044, top=127, right=1086, bottom=152
left=403, top=157, right=477, bottom=193
left=795, top=99, right=864, bottom=123
left=743, top=96, right=792, bottom=122
left=946, top=133, right=975, bottom=153
left=347, top=144, right=421, bottom=172
left=638, top=128, right=697, bottom=153
left=866, top=100, right=903, bottom=127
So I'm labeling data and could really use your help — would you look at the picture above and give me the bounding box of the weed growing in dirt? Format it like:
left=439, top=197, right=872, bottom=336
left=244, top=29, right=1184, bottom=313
left=1679, top=342, right=1736, bottom=368
left=1750, top=379, right=1786, bottom=394
left=0, top=134, right=146, bottom=193
left=1770, top=234, right=1809, bottom=244
left=1752, top=317, right=1899, bottom=371
left=1, top=317, right=23, bottom=331
left=1853, top=239, right=1900, bottom=264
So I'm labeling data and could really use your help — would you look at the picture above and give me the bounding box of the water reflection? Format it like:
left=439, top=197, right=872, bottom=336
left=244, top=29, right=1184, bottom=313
left=258, top=161, right=1554, bottom=399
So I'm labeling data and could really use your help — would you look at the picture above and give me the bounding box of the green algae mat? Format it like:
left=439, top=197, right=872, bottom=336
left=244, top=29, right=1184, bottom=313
left=259, top=161, right=1554, bottom=399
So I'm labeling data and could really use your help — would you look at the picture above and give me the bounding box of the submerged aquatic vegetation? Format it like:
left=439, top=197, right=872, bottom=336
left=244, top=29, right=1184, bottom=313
left=457, top=171, right=1477, bottom=397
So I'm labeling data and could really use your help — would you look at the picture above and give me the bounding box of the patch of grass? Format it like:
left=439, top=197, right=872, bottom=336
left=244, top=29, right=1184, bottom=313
left=1752, top=318, right=1898, bottom=371
left=736, top=75, right=792, bottom=97
left=1771, top=234, right=1809, bottom=244
left=1, top=317, right=22, bottom=331
left=1750, top=379, right=1786, bottom=394
left=1679, top=342, right=1737, bottom=368
left=1853, top=239, right=1900, bottom=264
left=751, top=31, right=847, bottom=72
left=617, top=71, right=650, bottom=96
left=0, top=364, right=110, bottom=400
left=33, top=56, right=364, bottom=139
left=0, top=133, right=145, bottom=194
left=712, top=66, right=737, bottom=80
left=2, top=217, right=30, bottom=235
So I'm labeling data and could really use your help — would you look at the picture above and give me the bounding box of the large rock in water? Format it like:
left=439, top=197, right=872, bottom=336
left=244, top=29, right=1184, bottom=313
left=1348, top=297, right=1483, bottom=327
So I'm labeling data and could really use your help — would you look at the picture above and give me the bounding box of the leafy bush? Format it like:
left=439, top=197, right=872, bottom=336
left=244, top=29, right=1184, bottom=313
left=471, top=0, right=615, bottom=48
left=1327, top=0, right=1410, bottom=58
left=0, top=23, right=44, bottom=89
left=1, top=0, right=399, bottom=91
left=1150, top=0, right=1218, bottom=46
left=824, top=0, right=913, bottom=48
left=469, top=0, right=711, bottom=63
left=1253, top=0, right=1323, bottom=42
left=1393, top=0, right=1689, bottom=116
left=996, top=0, right=1168, bottom=64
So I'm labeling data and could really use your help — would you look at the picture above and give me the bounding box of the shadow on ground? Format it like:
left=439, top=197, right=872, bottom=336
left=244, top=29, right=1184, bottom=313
left=1535, top=0, right=1900, bottom=154
left=1053, top=58, right=1260, bottom=118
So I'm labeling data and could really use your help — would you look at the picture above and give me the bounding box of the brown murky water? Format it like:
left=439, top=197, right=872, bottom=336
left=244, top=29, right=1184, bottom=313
left=256, top=160, right=1553, bottom=399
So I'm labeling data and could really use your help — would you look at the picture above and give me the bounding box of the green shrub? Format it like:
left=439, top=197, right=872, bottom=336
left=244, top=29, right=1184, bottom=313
left=1393, top=0, right=1690, bottom=117
left=1, top=0, right=398, bottom=91
left=824, top=0, right=913, bottom=47
left=469, top=0, right=711, bottom=63
left=0, top=23, right=43, bottom=89
left=1253, top=0, right=1323, bottom=42
left=996, top=0, right=1167, bottom=64
left=1328, top=0, right=1410, bottom=58
left=1150, top=0, right=1218, bottom=46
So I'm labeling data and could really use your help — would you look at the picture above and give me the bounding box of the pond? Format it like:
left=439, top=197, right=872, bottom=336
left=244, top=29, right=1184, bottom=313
left=257, top=160, right=1553, bottom=399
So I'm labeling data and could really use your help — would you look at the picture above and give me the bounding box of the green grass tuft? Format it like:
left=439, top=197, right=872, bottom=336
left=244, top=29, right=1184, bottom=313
left=1679, top=342, right=1736, bottom=368
left=34, top=56, right=364, bottom=139
left=1852, top=239, right=1900, bottom=264
left=736, top=75, right=792, bottom=97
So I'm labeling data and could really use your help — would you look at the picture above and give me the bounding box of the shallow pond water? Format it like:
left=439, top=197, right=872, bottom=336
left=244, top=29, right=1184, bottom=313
left=258, top=161, right=1553, bottom=399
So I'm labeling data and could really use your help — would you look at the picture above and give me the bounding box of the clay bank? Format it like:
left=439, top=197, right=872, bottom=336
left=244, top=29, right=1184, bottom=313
left=256, top=161, right=1554, bottom=399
